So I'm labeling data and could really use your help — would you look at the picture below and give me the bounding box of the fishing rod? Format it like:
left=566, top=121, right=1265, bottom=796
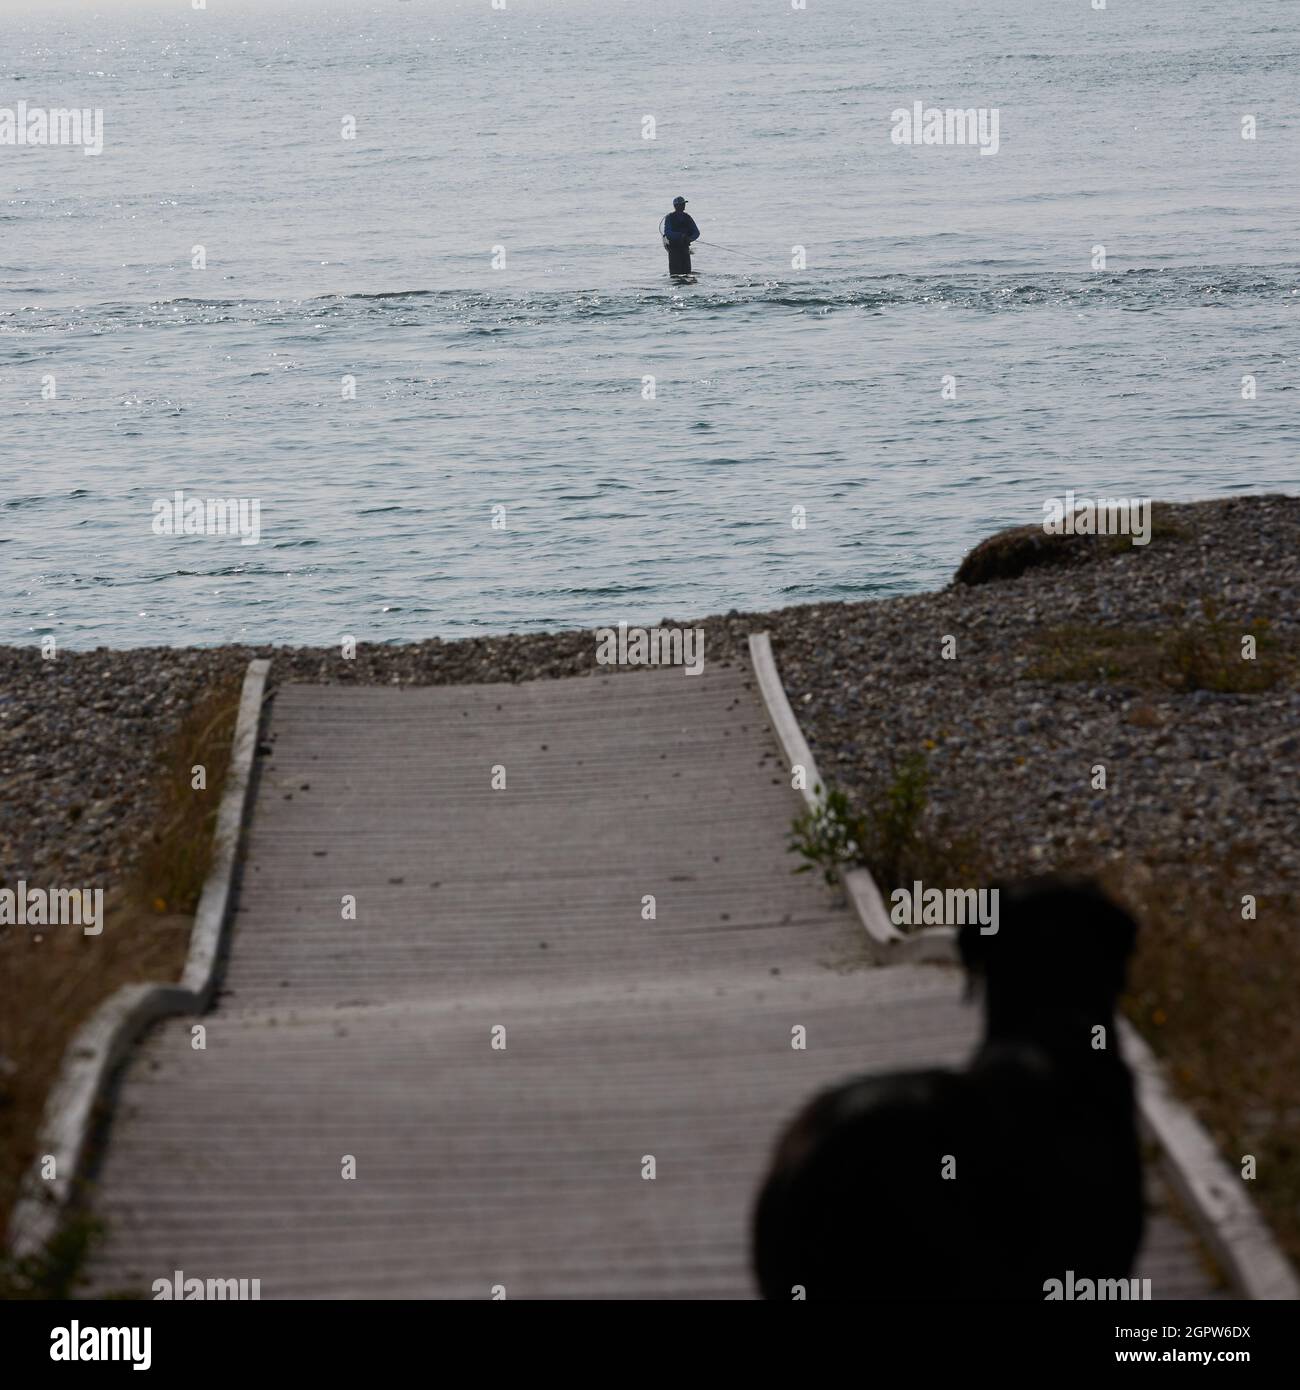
left=695, top=240, right=753, bottom=258
left=658, top=218, right=756, bottom=261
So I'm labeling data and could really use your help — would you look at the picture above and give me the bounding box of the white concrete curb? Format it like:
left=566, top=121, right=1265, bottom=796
left=1119, top=1020, right=1300, bottom=1301
left=6, top=658, right=271, bottom=1261
left=747, top=631, right=952, bottom=964
left=745, top=629, right=1299, bottom=1301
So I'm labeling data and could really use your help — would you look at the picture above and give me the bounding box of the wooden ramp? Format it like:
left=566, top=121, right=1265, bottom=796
left=79, top=663, right=1221, bottom=1298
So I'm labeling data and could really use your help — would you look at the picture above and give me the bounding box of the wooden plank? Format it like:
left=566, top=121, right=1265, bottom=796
left=79, top=663, right=1223, bottom=1299
left=7, top=659, right=270, bottom=1261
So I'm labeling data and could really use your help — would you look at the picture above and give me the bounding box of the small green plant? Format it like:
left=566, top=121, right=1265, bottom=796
left=789, top=753, right=934, bottom=892
left=871, top=751, right=931, bottom=888
left=1026, top=601, right=1280, bottom=693
left=1165, top=598, right=1275, bottom=693
left=789, top=784, right=865, bottom=889
left=1026, top=627, right=1134, bottom=683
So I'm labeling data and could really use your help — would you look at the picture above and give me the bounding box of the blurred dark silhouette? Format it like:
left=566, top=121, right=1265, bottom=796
left=752, top=876, right=1145, bottom=1299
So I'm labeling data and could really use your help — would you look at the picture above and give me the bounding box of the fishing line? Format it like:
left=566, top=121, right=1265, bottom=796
left=695, top=240, right=752, bottom=258
left=659, top=220, right=767, bottom=274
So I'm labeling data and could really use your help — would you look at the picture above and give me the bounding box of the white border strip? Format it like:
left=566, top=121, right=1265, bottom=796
left=182, top=658, right=270, bottom=1001
left=6, top=658, right=271, bottom=1261
left=747, top=631, right=950, bottom=964
left=1120, top=1020, right=1299, bottom=1300
left=746, top=628, right=1299, bottom=1301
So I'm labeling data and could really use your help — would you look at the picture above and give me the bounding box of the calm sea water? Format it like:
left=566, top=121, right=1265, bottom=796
left=2, top=0, right=1297, bottom=648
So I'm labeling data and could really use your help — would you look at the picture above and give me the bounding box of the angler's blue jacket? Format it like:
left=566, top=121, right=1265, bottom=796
left=663, top=210, right=700, bottom=244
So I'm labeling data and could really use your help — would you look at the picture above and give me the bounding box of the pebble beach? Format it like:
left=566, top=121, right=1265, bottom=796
left=3, top=493, right=1295, bottom=902
left=3, top=490, right=1298, bottom=1267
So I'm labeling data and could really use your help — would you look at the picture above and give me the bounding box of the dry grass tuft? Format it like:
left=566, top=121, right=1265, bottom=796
left=1103, top=865, right=1300, bottom=1268
left=1027, top=603, right=1286, bottom=693
left=0, top=674, right=242, bottom=1255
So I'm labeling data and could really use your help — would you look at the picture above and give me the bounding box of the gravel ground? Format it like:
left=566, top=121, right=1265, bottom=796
left=3, top=491, right=1297, bottom=1265
left=766, top=493, right=1300, bottom=899
left=2, top=492, right=1294, bottom=898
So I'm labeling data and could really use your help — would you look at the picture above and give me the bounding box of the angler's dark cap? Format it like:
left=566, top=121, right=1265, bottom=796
left=673, top=196, right=687, bottom=207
